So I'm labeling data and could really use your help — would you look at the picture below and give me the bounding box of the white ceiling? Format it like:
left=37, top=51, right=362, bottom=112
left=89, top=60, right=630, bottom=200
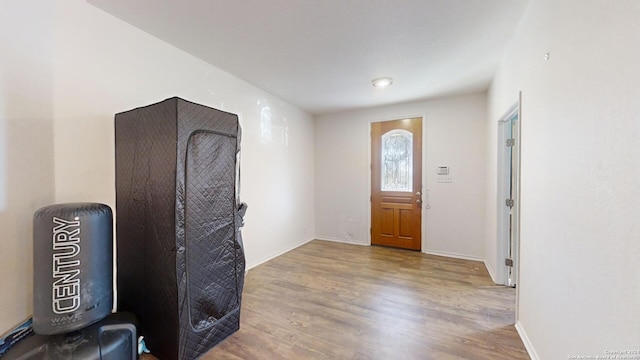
left=87, top=0, right=529, bottom=115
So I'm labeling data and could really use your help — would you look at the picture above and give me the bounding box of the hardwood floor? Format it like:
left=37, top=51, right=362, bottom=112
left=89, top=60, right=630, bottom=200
left=202, top=240, right=529, bottom=360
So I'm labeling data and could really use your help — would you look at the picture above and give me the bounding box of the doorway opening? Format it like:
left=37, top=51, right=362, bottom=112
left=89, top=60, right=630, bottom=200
left=370, top=118, right=422, bottom=251
left=497, top=95, right=521, bottom=288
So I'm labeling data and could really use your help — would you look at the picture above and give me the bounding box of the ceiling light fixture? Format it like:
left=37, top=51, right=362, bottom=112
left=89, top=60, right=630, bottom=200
left=372, top=77, right=393, bottom=88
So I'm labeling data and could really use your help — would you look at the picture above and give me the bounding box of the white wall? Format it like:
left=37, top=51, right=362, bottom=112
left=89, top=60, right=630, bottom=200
left=315, top=93, right=487, bottom=260
left=0, top=1, right=55, bottom=333
left=52, top=1, right=315, bottom=269
left=487, top=0, right=640, bottom=358
left=0, top=0, right=315, bottom=334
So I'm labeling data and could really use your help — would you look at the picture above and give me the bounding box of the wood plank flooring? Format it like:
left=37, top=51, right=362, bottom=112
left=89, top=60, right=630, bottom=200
left=202, top=240, right=529, bottom=360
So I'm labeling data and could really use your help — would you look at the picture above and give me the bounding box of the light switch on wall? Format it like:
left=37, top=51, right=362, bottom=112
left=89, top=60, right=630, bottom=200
left=437, top=175, right=452, bottom=183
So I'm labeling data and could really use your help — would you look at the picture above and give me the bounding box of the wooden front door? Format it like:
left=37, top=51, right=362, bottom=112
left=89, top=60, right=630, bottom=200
left=371, top=118, right=422, bottom=250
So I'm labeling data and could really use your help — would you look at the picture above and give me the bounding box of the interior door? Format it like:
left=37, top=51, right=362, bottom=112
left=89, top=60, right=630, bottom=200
left=498, top=103, right=520, bottom=287
left=371, top=118, right=422, bottom=250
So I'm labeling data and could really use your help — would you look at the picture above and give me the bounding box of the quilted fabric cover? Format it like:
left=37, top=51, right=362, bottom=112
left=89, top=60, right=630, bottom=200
left=115, top=97, right=246, bottom=360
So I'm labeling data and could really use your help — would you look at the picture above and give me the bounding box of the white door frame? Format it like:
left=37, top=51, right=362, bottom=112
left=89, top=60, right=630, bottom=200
left=497, top=94, right=521, bottom=287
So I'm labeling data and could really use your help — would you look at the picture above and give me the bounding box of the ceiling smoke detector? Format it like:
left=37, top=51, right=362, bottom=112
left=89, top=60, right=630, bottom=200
left=372, top=77, right=393, bottom=88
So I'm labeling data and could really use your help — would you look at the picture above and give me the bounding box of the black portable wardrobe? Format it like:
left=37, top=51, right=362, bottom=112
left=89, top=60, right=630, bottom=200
left=115, top=97, right=247, bottom=359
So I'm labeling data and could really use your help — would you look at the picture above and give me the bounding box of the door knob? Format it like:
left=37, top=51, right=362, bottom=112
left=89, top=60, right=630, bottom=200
left=416, top=192, right=421, bottom=196
left=416, top=199, right=422, bottom=204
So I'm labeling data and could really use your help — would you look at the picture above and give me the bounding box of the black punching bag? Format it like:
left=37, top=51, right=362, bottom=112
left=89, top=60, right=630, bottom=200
left=32, top=203, right=113, bottom=335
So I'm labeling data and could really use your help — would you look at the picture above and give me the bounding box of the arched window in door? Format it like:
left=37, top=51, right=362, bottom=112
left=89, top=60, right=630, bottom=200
left=381, top=129, right=413, bottom=192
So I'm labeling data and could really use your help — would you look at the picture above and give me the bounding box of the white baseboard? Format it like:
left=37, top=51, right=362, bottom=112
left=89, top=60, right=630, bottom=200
left=484, top=259, right=498, bottom=283
left=314, top=236, right=369, bottom=246
left=422, top=249, right=484, bottom=262
left=515, top=321, right=539, bottom=360
left=246, top=238, right=314, bottom=270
